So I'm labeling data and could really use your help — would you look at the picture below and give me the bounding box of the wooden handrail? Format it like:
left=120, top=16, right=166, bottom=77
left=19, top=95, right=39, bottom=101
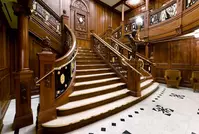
left=36, top=24, right=77, bottom=84
left=92, top=33, right=143, bottom=76
left=55, top=24, right=77, bottom=67
left=36, top=0, right=61, bottom=22
left=110, top=36, right=153, bottom=65
left=110, top=37, right=132, bottom=52
left=112, top=25, right=122, bottom=35
left=150, top=0, right=177, bottom=16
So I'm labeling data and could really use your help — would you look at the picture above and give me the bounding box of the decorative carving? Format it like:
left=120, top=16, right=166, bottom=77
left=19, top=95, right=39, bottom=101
left=44, top=64, right=52, bottom=88
left=73, top=0, right=87, bottom=12
left=31, top=0, right=61, bottom=34
left=71, top=0, right=89, bottom=39
left=20, top=82, right=28, bottom=104
left=42, top=36, right=52, bottom=52
left=75, top=13, right=86, bottom=31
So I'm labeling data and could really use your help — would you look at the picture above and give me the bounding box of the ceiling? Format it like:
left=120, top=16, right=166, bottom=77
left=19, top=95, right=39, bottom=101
left=99, top=0, right=145, bottom=12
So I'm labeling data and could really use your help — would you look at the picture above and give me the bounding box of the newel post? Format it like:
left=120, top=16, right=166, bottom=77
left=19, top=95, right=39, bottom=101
left=37, top=38, right=57, bottom=133
left=61, top=10, right=70, bottom=52
left=127, top=59, right=141, bottom=97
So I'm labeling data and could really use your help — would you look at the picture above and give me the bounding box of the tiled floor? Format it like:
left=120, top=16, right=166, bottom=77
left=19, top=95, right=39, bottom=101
left=2, top=84, right=199, bottom=134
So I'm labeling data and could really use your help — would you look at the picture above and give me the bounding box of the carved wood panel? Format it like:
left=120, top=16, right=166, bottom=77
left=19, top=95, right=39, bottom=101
left=71, top=0, right=89, bottom=40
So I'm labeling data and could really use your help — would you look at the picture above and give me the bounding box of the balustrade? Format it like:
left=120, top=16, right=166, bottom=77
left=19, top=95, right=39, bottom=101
left=31, top=0, right=61, bottom=34
left=150, top=0, right=177, bottom=25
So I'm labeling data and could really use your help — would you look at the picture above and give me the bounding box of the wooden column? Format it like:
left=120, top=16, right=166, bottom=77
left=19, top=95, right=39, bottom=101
left=127, top=59, right=141, bottom=97
left=121, top=3, right=125, bottom=37
left=12, top=1, right=33, bottom=129
left=37, top=39, right=57, bottom=133
left=144, top=0, right=150, bottom=38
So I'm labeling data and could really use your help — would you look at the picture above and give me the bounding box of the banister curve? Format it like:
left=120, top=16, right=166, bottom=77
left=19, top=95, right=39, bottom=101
left=55, top=24, right=77, bottom=68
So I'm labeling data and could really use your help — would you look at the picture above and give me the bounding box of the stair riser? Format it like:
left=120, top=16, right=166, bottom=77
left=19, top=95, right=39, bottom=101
left=42, top=86, right=158, bottom=134
left=140, top=77, right=153, bottom=83
left=76, top=65, right=109, bottom=70
left=141, top=81, right=154, bottom=90
left=76, top=57, right=101, bottom=61
left=77, top=54, right=97, bottom=57
left=69, top=85, right=126, bottom=102
left=57, top=93, right=130, bottom=116
left=76, top=74, right=117, bottom=82
left=77, top=61, right=105, bottom=64
left=74, top=79, right=121, bottom=91
left=76, top=70, right=111, bottom=75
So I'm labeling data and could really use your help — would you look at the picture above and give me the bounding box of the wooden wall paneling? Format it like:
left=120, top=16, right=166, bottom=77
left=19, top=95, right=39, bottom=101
left=0, top=13, right=12, bottom=131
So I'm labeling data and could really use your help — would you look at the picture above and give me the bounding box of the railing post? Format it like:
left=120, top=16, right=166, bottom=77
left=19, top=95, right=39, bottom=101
left=37, top=38, right=57, bottom=133
left=127, top=59, right=141, bottom=97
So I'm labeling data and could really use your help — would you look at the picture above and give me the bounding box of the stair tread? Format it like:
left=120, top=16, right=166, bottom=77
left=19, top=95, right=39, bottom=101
left=70, top=83, right=126, bottom=97
left=42, top=83, right=158, bottom=128
left=76, top=68, right=111, bottom=72
left=57, top=89, right=129, bottom=111
left=74, top=77, right=120, bottom=86
left=76, top=72, right=115, bottom=78
left=76, top=64, right=106, bottom=67
left=141, top=79, right=153, bottom=88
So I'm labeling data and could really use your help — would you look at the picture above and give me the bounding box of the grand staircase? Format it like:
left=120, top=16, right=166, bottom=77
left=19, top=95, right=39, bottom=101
left=41, top=48, right=159, bottom=133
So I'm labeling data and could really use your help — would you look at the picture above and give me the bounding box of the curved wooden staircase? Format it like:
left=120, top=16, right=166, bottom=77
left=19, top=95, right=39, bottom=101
left=41, top=48, right=159, bottom=134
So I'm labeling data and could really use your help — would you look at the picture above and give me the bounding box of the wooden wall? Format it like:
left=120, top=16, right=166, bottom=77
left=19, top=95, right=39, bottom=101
left=0, top=11, right=13, bottom=130
left=153, top=37, right=199, bottom=87
left=63, top=0, right=121, bottom=48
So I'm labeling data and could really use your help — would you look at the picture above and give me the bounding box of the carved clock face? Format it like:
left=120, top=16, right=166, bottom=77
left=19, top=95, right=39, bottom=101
left=78, top=17, right=84, bottom=24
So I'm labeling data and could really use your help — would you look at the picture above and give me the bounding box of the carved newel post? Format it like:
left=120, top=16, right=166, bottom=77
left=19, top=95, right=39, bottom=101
left=127, top=58, right=141, bottom=97
left=37, top=37, right=57, bottom=133
left=61, top=10, right=70, bottom=52
left=12, top=0, right=33, bottom=129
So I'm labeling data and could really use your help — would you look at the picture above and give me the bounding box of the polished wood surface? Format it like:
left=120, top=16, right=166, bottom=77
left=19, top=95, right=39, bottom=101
left=0, top=11, right=12, bottom=131
left=153, top=37, right=199, bottom=87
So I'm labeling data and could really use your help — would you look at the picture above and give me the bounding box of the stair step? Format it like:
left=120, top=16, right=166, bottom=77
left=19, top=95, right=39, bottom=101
left=77, top=53, right=97, bottom=56
left=42, top=83, right=159, bottom=133
left=76, top=72, right=116, bottom=82
left=76, top=68, right=112, bottom=75
left=141, top=79, right=153, bottom=90
left=74, top=77, right=121, bottom=90
left=69, top=83, right=126, bottom=101
left=76, top=57, right=101, bottom=60
left=57, top=89, right=130, bottom=116
left=76, top=64, right=108, bottom=69
left=77, top=60, right=105, bottom=64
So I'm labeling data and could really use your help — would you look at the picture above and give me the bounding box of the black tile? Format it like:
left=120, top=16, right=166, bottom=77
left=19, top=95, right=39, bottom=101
left=135, top=111, right=139, bottom=114
left=120, top=118, right=125, bottom=122
left=140, top=108, right=144, bottom=110
left=155, top=98, right=158, bottom=100
left=128, top=115, right=133, bottom=117
left=112, top=123, right=116, bottom=126
left=191, top=132, right=196, bottom=134
left=89, top=133, right=94, bottom=134
left=122, top=130, right=131, bottom=134
left=152, top=100, right=155, bottom=102
left=197, top=112, right=199, bottom=115
left=101, top=127, right=106, bottom=132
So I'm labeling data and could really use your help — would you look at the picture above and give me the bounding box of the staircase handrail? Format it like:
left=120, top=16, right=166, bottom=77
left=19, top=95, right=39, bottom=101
left=92, top=33, right=143, bottom=76
left=36, top=24, right=77, bottom=84
left=110, top=36, right=153, bottom=65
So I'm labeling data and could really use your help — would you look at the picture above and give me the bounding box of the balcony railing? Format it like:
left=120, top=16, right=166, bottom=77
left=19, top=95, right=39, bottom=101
left=31, top=0, right=61, bottom=34
left=150, top=0, right=177, bottom=25
left=186, top=0, right=199, bottom=8
left=125, top=14, right=145, bottom=34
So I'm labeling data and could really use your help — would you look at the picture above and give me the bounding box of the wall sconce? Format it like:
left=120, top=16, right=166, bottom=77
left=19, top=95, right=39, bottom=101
left=136, top=16, right=143, bottom=26
left=194, top=29, right=199, bottom=38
